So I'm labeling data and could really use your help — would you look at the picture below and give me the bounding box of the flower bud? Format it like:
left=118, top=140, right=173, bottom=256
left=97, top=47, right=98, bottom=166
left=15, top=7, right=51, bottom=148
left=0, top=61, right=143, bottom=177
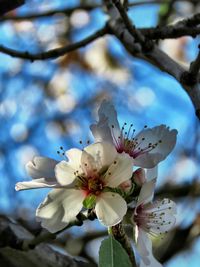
left=119, top=179, right=132, bottom=193
left=132, top=168, right=146, bottom=186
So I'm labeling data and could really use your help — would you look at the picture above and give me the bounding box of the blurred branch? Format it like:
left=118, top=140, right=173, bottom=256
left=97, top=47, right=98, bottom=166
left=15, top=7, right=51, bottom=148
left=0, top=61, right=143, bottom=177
left=159, top=214, right=200, bottom=263
left=0, top=215, right=95, bottom=267
left=22, top=211, right=90, bottom=250
left=0, top=0, right=24, bottom=16
left=0, top=26, right=108, bottom=61
left=0, top=3, right=100, bottom=21
left=156, top=181, right=200, bottom=198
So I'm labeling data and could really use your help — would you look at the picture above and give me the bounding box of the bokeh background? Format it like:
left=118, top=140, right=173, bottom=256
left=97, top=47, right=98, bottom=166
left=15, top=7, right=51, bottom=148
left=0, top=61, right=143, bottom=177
left=0, top=0, right=200, bottom=266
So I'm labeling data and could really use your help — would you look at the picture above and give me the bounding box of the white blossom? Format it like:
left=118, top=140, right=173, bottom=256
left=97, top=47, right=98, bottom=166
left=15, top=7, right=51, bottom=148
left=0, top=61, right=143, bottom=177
left=16, top=142, right=133, bottom=233
left=132, top=174, right=176, bottom=267
left=90, top=100, right=177, bottom=168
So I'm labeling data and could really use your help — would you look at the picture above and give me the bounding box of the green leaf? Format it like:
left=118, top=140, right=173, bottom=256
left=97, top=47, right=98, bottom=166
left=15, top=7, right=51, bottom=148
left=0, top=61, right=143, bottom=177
left=99, top=236, right=132, bottom=267
left=82, top=194, right=96, bottom=209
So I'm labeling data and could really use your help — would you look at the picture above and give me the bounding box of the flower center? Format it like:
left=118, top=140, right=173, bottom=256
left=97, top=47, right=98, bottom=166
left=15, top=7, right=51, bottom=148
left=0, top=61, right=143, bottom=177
left=111, top=123, right=162, bottom=158
left=75, top=173, right=105, bottom=196
left=134, top=200, right=174, bottom=236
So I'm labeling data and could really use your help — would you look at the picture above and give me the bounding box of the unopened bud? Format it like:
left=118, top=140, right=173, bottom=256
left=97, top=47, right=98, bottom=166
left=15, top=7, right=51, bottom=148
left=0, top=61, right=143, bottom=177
left=132, top=168, right=146, bottom=186
left=119, top=179, right=132, bottom=193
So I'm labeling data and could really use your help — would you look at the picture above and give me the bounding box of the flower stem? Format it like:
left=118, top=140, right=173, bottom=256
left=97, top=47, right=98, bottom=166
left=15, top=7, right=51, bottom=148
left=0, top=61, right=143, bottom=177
left=111, top=222, right=136, bottom=267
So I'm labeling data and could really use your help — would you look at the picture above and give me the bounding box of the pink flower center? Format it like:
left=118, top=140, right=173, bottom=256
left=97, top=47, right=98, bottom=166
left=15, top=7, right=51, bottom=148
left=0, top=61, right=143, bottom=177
left=75, top=170, right=105, bottom=196
left=111, top=123, right=162, bottom=158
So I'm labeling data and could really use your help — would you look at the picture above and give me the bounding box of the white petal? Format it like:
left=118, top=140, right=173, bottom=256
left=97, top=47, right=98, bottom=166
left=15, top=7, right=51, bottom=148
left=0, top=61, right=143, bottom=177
left=90, top=114, right=113, bottom=143
left=84, top=142, right=117, bottom=169
left=26, top=157, right=58, bottom=180
left=144, top=199, right=176, bottom=234
left=146, top=166, right=158, bottom=181
left=136, top=228, right=163, bottom=267
left=65, top=148, right=82, bottom=172
left=134, top=125, right=177, bottom=168
left=98, top=100, right=121, bottom=138
left=15, top=178, right=59, bottom=191
left=61, top=189, right=85, bottom=223
left=81, top=150, right=97, bottom=176
left=55, top=160, right=77, bottom=185
left=37, top=209, right=68, bottom=233
left=36, top=189, right=85, bottom=228
left=145, top=198, right=176, bottom=215
left=134, top=153, right=163, bottom=169
left=137, top=179, right=156, bottom=207
left=95, top=192, right=127, bottom=226
left=104, top=153, right=133, bottom=187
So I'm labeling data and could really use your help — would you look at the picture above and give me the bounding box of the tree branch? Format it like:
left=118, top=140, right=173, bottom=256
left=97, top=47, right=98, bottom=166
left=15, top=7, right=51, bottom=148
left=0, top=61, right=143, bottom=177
left=188, top=45, right=200, bottom=82
left=0, top=26, right=108, bottom=61
left=141, top=25, right=200, bottom=39
left=0, top=0, right=24, bottom=16
left=103, top=1, right=200, bottom=119
left=0, top=1, right=172, bottom=21
left=156, top=181, right=200, bottom=198
left=112, top=0, right=145, bottom=43
left=0, top=3, right=99, bottom=21
left=140, top=13, right=200, bottom=40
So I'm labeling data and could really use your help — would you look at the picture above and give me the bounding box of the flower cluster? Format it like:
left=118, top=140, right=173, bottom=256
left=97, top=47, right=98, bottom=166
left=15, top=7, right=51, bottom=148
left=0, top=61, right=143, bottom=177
left=16, top=100, right=177, bottom=267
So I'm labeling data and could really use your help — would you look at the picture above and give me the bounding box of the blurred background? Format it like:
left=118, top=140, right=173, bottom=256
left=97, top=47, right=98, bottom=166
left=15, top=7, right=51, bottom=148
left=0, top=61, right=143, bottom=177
left=0, top=0, right=200, bottom=266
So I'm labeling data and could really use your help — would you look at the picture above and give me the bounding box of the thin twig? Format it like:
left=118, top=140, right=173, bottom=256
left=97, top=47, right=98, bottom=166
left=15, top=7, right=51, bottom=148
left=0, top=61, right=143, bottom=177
left=0, top=26, right=108, bottom=61
left=0, top=3, right=100, bottom=21
left=112, top=0, right=145, bottom=43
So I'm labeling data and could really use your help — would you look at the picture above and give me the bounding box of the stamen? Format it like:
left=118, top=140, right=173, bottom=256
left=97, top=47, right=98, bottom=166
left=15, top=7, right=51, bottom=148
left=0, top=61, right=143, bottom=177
left=57, top=146, right=66, bottom=159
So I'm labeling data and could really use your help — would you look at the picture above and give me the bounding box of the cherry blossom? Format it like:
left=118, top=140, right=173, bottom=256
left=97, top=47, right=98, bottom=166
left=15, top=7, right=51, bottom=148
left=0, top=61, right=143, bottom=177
left=90, top=100, right=177, bottom=168
left=16, top=142, right=133, bottom=232
left=132, top=175, right=176, bottom=267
